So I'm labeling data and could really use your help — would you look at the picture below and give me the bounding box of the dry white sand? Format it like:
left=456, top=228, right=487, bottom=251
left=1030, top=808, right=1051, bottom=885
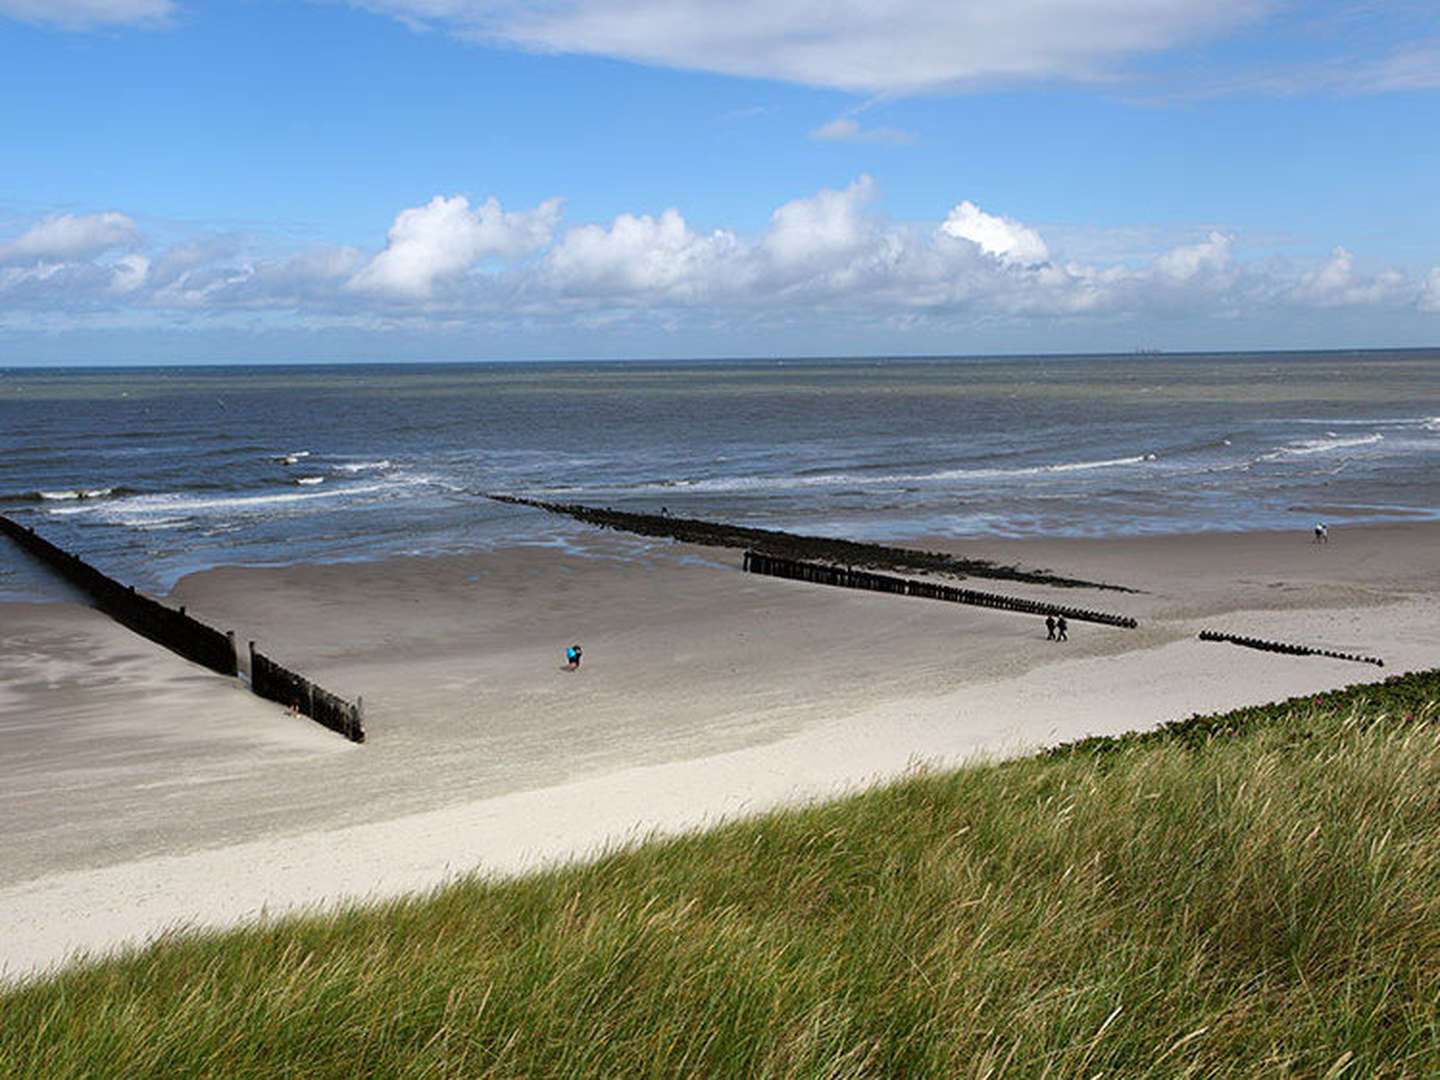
left=2, top=522, right=1437, bottom=983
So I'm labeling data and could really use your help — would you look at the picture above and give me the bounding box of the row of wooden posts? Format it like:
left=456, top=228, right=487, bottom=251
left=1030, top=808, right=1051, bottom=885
left=1198, top=629, right=1383, bottom=667
left=0, top=516, right=365, bottom=743
left=249, top=642, right=366, bottom=742
left=742, top=551, right=1140, bottom=629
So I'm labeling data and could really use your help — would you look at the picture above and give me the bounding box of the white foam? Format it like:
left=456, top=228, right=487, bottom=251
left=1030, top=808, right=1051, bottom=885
left=534, top=454, right=1155, bottom=498
left=45, top=482, right=393, bottom=522
left=1265, top=433, right=1384, bottom=459
left=335, top=460, right=392, bottom=473
left=38, top=488, right=112, bottom=501
left=1291, top=417, right=1432, bottom=427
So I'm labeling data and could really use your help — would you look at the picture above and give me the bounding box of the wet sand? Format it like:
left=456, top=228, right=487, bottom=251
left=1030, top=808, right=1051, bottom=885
left=2, top=521, right=1437, bottom=982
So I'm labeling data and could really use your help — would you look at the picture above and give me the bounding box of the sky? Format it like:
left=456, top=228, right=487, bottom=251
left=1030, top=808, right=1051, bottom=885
left=0, top=0, right=1437, bottom=364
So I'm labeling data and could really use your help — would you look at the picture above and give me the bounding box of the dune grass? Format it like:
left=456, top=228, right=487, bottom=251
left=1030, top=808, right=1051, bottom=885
left=3, top=672, right=1437, bottom=1078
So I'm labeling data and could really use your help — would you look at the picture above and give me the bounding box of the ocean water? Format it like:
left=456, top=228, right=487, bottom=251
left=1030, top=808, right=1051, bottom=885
left=2, top=351, right=1438, bottom=601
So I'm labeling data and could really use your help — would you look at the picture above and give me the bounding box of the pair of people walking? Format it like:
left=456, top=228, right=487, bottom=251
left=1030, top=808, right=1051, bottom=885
left=1045, top=614, right=1068, bottom=641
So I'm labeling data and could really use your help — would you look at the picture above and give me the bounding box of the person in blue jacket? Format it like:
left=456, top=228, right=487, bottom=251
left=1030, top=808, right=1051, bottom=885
left=565, top=643, right=583, bottom=670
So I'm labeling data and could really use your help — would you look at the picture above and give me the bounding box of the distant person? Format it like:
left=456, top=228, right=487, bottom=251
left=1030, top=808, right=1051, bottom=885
left=1056, top=616, right=1068, bottom=641
left=1314, top=522, right=1328, bottom=543
left=565, top=643, right=583, bottom=671
left=1045, top=614, right=1056, bottom=640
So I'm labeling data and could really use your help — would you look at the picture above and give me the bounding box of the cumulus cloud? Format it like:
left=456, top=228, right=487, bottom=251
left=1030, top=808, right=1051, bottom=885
left=4, top=184, right=1437, bottom=341
left=764, top=176, right=877, bottom=268
left=108, top=253, right=149, bottom=293
left=0, top=211, right=140, bottom=262
left=355, top=0, right=1276, bottom=94
left=1151, top=231, right=1231, bottom=282
left=546, top=208, right=741, bottom=299
left=941, top=201, right=1050, bottom=265
left=1287, top=246, right=1411, bottom=307
left=0, top=0, right=173, bottom=29
left=1421, top=267, right=1440, bottom=313
left=348, top=194, right=562, bottom=299
left=146, top=235, right=243, bottom=288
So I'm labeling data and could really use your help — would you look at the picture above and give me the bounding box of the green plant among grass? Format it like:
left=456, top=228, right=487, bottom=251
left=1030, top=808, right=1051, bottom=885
left=3, top=672, right=1437, bottom=1078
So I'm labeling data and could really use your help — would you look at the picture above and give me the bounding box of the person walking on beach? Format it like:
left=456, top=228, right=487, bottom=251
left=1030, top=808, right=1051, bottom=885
left=565, top=644, right=583, bottom=670
left=1314, top=521, right=1328, bottom=543
left=1056, top=616, right=1068, bottom=641
left=1045, top=614, right=1056, bottom=640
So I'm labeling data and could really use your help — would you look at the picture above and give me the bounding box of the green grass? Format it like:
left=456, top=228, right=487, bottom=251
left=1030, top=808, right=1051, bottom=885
left=4, top=672, right=1438, bottom=1078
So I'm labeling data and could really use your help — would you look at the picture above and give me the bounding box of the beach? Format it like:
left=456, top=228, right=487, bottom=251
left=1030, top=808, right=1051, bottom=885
left=2, top=520, right=1437, bottom=983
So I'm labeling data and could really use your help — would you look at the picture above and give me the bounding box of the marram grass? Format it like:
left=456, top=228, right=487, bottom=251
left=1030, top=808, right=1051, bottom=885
left=3, top=672, right=1437, bottom=1078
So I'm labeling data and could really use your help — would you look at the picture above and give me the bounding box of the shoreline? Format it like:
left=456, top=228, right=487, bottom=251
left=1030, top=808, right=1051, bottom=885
left=3, top=520, right=1438, bottom=983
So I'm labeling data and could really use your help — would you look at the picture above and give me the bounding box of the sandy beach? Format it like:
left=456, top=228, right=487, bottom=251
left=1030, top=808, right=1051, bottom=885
left=3, top=521, right=1437, bottom=983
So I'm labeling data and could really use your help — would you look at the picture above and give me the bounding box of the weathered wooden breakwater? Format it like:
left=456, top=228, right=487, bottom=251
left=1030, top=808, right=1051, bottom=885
left=0, top=515, right=237, bottom=676
left=488, top=494, right=1136, bottom=592
left=0, top=515, right=365, bottom=742
left=249, top=644, right=365, bottom=742
left=743, top=551, right=1140, bottom=629
left=1198, top=629, right=1383, bottom=667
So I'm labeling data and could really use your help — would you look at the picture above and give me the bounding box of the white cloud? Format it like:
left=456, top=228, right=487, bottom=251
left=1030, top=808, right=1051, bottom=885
left=109, top=253, right=149, bottom=293
left=146, top=235, right=243, bottom=288
left=348, top=194, right=562, bottom=299
left=809, top=116, right=915, bottom=145
left=1, top=212, right=140, bottom=261
left=355, top=1, right=1276, bottom=94
left=4, top=184, right=1437, bottom=343
left=546, top=208, right=742, bottom=299
left=940, top=201, right=1050, bottom=265
left=1287, top=246, right=1411, bottom=307
left=764, top=176, right=877, bottom=268
left=1368, top=38, right=1440, bottom=91
left=1420, top=267, right=1440, bottom=313
left=0, top=0, right=173, bottom=29
left=1151, top=231, right=1231, bottom=282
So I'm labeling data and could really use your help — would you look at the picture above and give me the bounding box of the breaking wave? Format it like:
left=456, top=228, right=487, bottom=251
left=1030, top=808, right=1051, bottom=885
left=536, top=453, right=1158, bottom=497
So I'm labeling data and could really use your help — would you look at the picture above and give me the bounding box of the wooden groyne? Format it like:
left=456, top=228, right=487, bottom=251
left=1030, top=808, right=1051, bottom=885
left=250, top=644, right=365, bottom=743
left=744, top=551, right=1139, bottom=628
left=488, top=494, right=1137, bottom=592
left=0, top=514, right=237, bottom=676
left=0, top=515, right=365, bottom=742
left=1198, top=629, right=1383, bottom=667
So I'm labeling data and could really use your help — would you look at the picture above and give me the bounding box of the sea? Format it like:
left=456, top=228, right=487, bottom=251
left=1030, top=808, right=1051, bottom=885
left=2, top=350, right=1438, bottom=602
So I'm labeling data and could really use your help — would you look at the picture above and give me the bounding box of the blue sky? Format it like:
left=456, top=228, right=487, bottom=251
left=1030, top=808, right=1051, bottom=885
left=1, top=0, right=1437, bottom=364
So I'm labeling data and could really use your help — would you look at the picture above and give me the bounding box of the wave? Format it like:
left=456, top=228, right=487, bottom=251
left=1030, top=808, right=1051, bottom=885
left=294, top=476, right=325, bottom=486
left=43, top=481, right=395, bottom=520
left=40, top=487, right=117, bottom=501
left=335, top=460, right=392, bottom=473
left=0, top=486, right=141, bottom=503
left=1264, top=433, right=1384, bottom=459
left=1290, top=416, right=1436, bottom=428
left=533, top=453, right=1158, bottom=497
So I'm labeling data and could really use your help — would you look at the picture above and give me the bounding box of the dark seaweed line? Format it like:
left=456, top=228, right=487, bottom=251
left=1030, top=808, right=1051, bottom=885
left=486, top=495, right=1137, bottom=592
